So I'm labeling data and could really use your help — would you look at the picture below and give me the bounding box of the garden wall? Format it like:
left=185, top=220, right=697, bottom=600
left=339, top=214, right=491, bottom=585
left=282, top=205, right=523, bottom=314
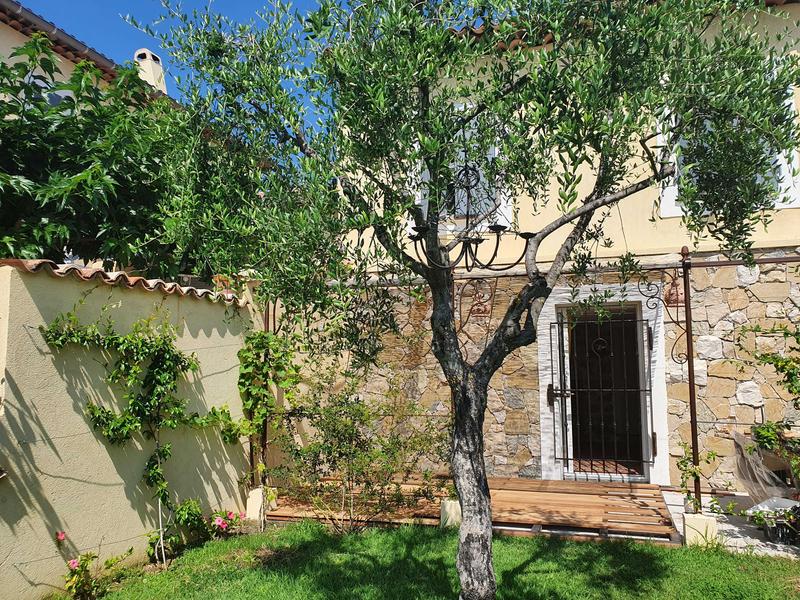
left=365, top=278, right=542, bottom=479
left=369, top=248, right=800, bottom=491
left=0, top=263, right=252, bottom=599
left=666, top=249, right=800, bottom=489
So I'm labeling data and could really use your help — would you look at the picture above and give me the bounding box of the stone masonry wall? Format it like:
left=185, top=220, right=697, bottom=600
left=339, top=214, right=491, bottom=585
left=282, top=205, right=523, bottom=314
left=362, top=276, right=542, bottom=478
left=666, top=248, right=800, bottom=490
left=363, top=248, right=800, bottom=489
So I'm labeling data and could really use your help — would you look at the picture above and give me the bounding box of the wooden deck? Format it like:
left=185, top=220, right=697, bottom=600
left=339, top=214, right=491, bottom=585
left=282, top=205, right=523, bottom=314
left=267, top=478, right=679, bottom=543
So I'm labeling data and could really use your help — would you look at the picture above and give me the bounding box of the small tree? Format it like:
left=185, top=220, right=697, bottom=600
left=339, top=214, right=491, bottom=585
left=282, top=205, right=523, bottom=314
left=146, top=1, right=800, bottom=597
left=274, top=363, right=446, bottom=534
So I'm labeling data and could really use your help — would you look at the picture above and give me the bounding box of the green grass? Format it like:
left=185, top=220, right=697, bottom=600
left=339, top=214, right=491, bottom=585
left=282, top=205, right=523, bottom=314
left=105, top=521, right=799, bottom=600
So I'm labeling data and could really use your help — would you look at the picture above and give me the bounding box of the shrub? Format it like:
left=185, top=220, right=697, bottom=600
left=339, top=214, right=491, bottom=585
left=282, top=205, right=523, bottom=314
left=64, top=548, right=132, bottom=600
left=273, top=366, right=447, bottom=534
left=209, top=509, right=244, bottom=538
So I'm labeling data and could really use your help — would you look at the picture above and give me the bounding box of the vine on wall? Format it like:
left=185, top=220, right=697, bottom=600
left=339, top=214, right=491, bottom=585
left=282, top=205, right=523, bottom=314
left=42, top=308, right=242, bottom=563
left=236, top=330, right=300, bottom=529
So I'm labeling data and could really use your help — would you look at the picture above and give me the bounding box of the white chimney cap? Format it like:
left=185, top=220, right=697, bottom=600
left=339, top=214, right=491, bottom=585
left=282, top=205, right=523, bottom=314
left=133, top=48, right=167, bottom=94
left=134, top=48, right=162, bottom=64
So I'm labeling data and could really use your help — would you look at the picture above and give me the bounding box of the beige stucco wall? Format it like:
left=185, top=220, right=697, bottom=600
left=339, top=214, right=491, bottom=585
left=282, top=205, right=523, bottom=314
left=0, top=267, right=251, bottom=599
left=508, top=3, right=800, bottom=265
left=0, top=22, right=79, bottom=81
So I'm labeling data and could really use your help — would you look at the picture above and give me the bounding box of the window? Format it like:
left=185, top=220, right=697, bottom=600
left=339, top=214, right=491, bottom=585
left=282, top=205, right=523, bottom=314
left=46, top=89, right=73, bottom=107
left=411, top=111, right=512, bottom=233
left=23, top=71, right=74, bottom=108
left=660, top=88, right=800, bottom=217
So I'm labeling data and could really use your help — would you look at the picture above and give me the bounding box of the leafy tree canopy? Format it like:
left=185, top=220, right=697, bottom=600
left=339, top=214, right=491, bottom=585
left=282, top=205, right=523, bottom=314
left=145, top=1, right=800, bottom=597
left=0, top=34, right=258, bottom=279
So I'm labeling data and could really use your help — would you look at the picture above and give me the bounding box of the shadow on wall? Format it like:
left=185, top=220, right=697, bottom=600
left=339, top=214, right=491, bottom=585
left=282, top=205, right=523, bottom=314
left=37, top=299, right=250, bottom=512
left=0, top=279, right=251, bottom=596
left=1, top=362, right=159, bottom=595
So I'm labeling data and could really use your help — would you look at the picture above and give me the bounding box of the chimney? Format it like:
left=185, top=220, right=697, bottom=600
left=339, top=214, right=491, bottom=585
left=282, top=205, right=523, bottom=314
left=134, top=48, right=167, bottom=94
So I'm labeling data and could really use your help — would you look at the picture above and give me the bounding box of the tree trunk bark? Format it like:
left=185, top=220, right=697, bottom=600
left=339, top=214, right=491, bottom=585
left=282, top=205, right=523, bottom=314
left=451, top=371, right=496, bottom=600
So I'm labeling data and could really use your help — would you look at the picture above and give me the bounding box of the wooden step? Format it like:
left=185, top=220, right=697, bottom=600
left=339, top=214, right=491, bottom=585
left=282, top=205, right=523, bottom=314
left=265, top=477, right=679, bottom=541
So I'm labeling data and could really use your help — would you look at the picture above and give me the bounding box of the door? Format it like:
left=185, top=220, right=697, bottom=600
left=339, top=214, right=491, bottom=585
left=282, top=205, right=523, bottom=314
left=550, top=305, right=653, bottom=479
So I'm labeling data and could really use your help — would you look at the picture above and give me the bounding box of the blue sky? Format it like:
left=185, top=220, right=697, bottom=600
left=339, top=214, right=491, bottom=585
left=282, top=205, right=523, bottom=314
left=21, top=1, right=317, bottom=94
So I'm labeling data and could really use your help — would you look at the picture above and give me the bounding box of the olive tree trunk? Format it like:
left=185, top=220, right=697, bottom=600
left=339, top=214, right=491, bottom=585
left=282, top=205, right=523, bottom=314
left=451, top=371, right=495, bottom=600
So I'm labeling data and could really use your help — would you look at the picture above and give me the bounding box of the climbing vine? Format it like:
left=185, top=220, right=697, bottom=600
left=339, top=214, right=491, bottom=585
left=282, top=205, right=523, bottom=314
left=237, top=330, right=300, bottom=437
left=42, top=309, right=239, bottom=509
left=236, top=330, right=300, bottom=529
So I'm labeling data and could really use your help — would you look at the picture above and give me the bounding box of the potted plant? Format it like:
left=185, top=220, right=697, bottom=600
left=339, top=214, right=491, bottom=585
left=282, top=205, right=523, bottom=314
left=440, top=483, right=461, bottom=529
left=747, top=505, right=799, bottom=545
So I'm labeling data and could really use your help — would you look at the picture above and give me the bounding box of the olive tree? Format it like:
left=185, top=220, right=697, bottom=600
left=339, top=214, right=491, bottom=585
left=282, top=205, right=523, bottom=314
left=150, top=1, right=800, bottom=597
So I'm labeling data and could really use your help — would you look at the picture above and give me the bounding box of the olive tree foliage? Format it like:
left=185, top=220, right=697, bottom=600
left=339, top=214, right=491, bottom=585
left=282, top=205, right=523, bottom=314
left=146, top=1, right=800, bottom=598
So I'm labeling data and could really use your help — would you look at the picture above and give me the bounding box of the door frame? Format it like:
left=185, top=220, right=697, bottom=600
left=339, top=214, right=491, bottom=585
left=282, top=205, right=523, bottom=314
left=555, top=303, right=650, bottom=482
left=537, top=284, right=671, bottom=485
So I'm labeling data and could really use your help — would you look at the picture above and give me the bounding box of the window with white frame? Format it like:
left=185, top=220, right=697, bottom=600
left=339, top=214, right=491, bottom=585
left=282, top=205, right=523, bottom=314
left=410, top=109, right=513, bottom=233
left=660, top=88, right=800, bottom=218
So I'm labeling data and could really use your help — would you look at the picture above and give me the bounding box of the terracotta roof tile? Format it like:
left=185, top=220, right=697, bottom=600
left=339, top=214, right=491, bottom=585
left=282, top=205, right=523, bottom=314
left=0, top=259, right=244, bottom=306
left=0, top=0, right=117, bottom=82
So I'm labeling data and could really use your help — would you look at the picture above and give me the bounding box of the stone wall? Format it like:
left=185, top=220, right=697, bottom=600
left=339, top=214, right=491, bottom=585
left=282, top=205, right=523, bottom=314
left=666, top=249, right=800, bottom=489
left=366, top=248, right=800, bottom=490
left=366, top=276, right=542, bottom=478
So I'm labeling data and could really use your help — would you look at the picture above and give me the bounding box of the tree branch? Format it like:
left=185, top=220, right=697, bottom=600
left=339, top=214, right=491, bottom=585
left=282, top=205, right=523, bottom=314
left=339, top=178, right=428, bottom=278
left=475, top=160, right=674, bottom=378
left=248, top=101, right=317, bottom=157
left=460, top=74, right=531, bottom=129
left=525, top=165, right=674, bottom=279
left=474, top=276, right=550, bottom=378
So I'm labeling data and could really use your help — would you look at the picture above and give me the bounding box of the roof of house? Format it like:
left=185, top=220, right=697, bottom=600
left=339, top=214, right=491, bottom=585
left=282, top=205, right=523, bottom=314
left=0, top=0, right=117, bottom=81
left=0, top=259, right=244, bottom=306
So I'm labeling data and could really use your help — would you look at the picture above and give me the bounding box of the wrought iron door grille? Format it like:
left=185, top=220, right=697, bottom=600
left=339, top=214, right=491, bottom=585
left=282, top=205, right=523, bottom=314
left=549, top=309, right=656, bottom=479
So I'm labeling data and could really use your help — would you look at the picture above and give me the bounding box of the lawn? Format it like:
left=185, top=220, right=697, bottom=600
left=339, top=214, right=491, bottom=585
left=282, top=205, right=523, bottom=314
left=106, top=521, right=799, bottom=600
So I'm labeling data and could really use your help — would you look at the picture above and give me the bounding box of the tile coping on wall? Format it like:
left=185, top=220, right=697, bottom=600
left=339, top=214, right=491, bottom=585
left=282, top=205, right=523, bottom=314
left=0, top=259, right=246, bottom=306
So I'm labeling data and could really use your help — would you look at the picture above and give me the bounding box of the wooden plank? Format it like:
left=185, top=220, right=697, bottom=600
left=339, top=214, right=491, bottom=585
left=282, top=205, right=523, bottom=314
left=264, top=477, right=679, bottom=540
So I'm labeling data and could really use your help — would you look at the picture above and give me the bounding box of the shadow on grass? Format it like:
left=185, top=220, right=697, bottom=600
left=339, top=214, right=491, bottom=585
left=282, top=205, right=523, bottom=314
left=496, top=535, right=670, bottom=600
left=252, top=524, right=670, bottom=600
left=252, top=524, right=456, bottom=599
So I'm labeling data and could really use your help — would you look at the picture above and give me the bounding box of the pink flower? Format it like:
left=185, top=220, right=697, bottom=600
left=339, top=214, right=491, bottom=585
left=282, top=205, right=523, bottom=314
left=67, top=558, right=79, bottom=570
left=214, top=516, right=225, bottom=528
left=55, top=531, right=66, bottom=542
left=239, top=512, right=246, bottom=520
left=227, top=511, right=235, bottom=520
left=219, top=521, right=228, bottom=530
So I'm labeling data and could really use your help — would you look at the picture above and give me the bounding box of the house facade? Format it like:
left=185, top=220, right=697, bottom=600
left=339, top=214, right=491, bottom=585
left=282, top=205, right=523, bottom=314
left=361, top=4, right=800, bottom=494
